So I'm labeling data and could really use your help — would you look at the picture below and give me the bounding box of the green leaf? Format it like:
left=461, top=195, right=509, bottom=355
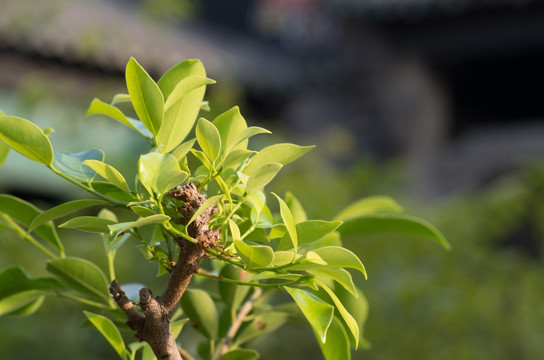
left=0, top=141, right=9, bottom=168
left=234, top=311, right=289, bottom=346
left=91, top=182, right=136, bottom=203
left=0, top=290, right=44, bottom=316
left=220, top=349, right=260, bottom=360
left=130, top=205, right=156, bottom=218
left=111, top=94, right=131, bottom=105
left=234, top=240, right=274, bottom=269
left=158, top=75, right=215, bottom=153
left=0, top=266, right=60, bottom=300
left=285, top=287, right=334, bottom=343
left=83, top=160, right=130, bottom=193
left=339, top=213, right=451, bottom=250
left=317, top=317, right=351, bottom=360
left=273, top=193, right=297, bottom=253
left=171, top=138, right=197, bottom=163
left=316, top=280, right=359, bottom=348
left=47, top=257, right=110, bottom=302
left=84, top=311, right=128, bottom=360
left=186, top=194, right=224, bottom=226
left=179, top=289, right=218, bottom=339
left=196, top=118, right=222, bottom=162
left=0, top=116, right=53, bottom=165
left=29, top=199, right=109, bottom=233
left=126, top=57, right=164, bottom=136
left=335, top=286, right=370, bottom=348
left=222, top=149, right=255, bottom=171
left=0, top=195, right=63, bottom=254
left=59, top=216, right=117, bottom=233
left=54, top=148, right=105, bottom=182
left=285, top=192, right=307, bottom=223
left=334, top=196, right=403, bottom=221
left=157, top=59, right=209, bottom=152
left=218, top=265, right=251, bottom=315
left=213, top=107, right=248, bottom=156
left=244, top=143, right=314, bottom=176
left=245, top=163, right=282, bottom=194
left=278, top=220, right=343, bottom=251
left=138, top=152, right=188, bottom=195
left=308, top=268, right=357, bottom=297
left=309, top=247, right=367, bottom=279
left=86, top=98, right=149, bottom=137
left=107, top=214, right=170, bottom=242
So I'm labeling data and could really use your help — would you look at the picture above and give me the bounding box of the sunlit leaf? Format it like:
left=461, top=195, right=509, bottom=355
left=334, top=196, right=403, bottom=221
left=54, top=148, right=105, bottom=183
left=196, top=118, right=221, bottom=162
left=234, top=240, right=274, bottom=269
left=107, top=214, right=170, bottom=242
left=171, top=138, right=196, bottom=163
left=138, top=152, right=188, bottom=195
left=0, top=141, right=9, bottom=168
left=179, top=289, right=218, bottom=339
left=83, top=160, right=130, bottom=193
left=86, top=98, right=148, bottom=137
left=29, top=199, right=108, bottom=233
left=317, top=317, right=351, bottom=360
left=213, top=106, right=248, bottom=157
left=339, top=214, right=451, bottom=250
left=126, top=57, right=164, bottom=136
left=244, top=143, right=314, bottom=176
left=111, top=93, right=131, bottom=105
left=335, top=286, right=370, bottom=348
left=308, top=268, right=357, bottom=297
left=0, top=116, right=53, bottom=165
left=278, top=220, right=343, bottom=251
left=222, top=149, right=255, bottom=171
left=285, top=287, right=334, bottom=343
left=273, top=193, right=297, bottom=252
left=84, top=311, right=128, bottom=360
left=157, top=59, right=209, bottom=152
left=47, top=257, right=110, bottom=302
left=285, top=192, right=307, bottom=223
left=246, top=163, right=282, bottom=194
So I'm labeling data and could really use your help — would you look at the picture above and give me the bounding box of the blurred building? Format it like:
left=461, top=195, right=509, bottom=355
left=1, top=0, right=544, bottom=199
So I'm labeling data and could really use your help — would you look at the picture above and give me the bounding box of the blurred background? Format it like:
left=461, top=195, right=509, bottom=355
left=2, top=0, right=544, bottom=358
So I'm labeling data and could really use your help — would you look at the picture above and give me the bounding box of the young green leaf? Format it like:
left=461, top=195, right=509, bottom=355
left=308, top=268, right=357, bottom=297
left=130, top=205, right=156, bottom=218
left=245, top=163, right=282, bottom=194
left=138, top=152, right=188, bottom=195
left=333, top=196, right=403, bottom=221
left=54, top=148, right=105, bottom=182
left=47, top=257, right=110, bottom=302
left=59, top=216, right=117, bottom=233
left=196, top=118, right=222, bottom=162
left=0, top=116, right=53, bottom=165
left=339, top=213, right=451, bottom=250
left=126, top=57, right=164, bottom=136
left=171, top=138, right=197, bottom=163
left=285, top=191, right=307, bottom=223
left=29, top=199, right=109, bottom=233
left=310, top=246, right=367, bottom=279
left=158, top=76, right=215, bottom=153
left=285, top=287, right=334, bottom=343
left=157, top=59, right=209, bottom=152
left=334, top=286, right=370, bottom=348
left=213, top=107, right=248, bottom=157
left=107, top=214, right=170, bottom=242
left=244, top=143, right=314, bottom=176
left=234, top=240, right=274, bottom=269
left=273, top=193, right=298, bottom=252
left=84, top=311, right=129, bottom=360
left=317, top=316, right=351, bottom=360
left=179, top=289, right=218, bottom=339
left=0, top=195, right=63, bottom=254
left=111, top=94, right=131, bottom=105
left=86, top=98, right=148, bottom=137
left=316, top=280, right=359, bottom=348
left=82, top=160, right=130, bottom=193
left=278, top=220, right=343, bottom=251
left=222, top=149, right=255, bottom=171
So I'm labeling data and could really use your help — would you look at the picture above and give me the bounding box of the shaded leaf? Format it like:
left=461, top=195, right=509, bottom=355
left=29, top=199, right=109, bottom=233
left=59, top=216, right=117, bottom=233
left=234, top=311, right=289, bottom=346
left=179, top=289, right=218, bottom=339
left=91, top=182, right=136, bottom=203
left=285, top=191, right=307, bottom=223
left=278, top=220, right=343, bottom=251
left=47, top=257, right=110, bottom=302
left=54, top=148, right=105, bottom=182
left=317, top=317, right=351, bottom=360
left=0, top=292, right=45, bottom=317
left=107, top=214, right=170, bottom=242
left=0, top=266, right=60, bottom=300
left=186, top=194, right=224, bottom=226
left=218, top=265, right=250, bottom=315
left=273, top=193, right=297, bottom=252
left=339, top=214, right=451, bottom=250
left=244, top=143, right=314, bottom=176
left=220, top=349, right=260, bottom=360
left=0, top=116, right=53, bottom=165
left=0, top=141, right=9, bottom=168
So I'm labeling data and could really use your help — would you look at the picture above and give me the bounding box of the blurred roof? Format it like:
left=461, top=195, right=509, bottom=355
left=328, top=0, right=540, bottom=21
left=0, top=0, right=299, bottom=91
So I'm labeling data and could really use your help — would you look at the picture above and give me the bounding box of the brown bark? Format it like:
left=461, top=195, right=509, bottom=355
left=110, top=183, right=220, bottom=360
